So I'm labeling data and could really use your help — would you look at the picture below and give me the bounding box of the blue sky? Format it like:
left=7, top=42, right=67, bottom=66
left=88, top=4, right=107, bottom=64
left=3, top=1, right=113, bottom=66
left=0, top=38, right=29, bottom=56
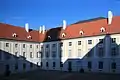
left=0, top=0, right=120, bottom=30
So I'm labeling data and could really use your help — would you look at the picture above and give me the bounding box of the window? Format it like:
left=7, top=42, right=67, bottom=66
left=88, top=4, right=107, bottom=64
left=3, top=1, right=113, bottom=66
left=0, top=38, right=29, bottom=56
left=111, top=38, right=116, bottom=43
left=99, top=39, right=103, bottom=44
left=6, top=43, right=9, bottom=47
left=53, top=62, right=56, bottom=67
left=36, top=45, right=39, bottom=48
left=100, top=27, right=105, bottom=32
left=23, top=52, right=26, bottom=57
left=36, top=52, right=40, bottom=58
left=69, top=42, right=72, bottom=46
left=111, top=62, right=116, bottom=69
left=46, top=44, right=49, bottom=48
left=15, top=44, right=18, bottom=48
left=23, top=63, right=26, bottom=70
left=40, top=51, right=43, bottom=58
left=88, top=40, right=92, bottom=44
left=45, top=51, right=49, bottom=58
left=52, top=51, right=56, bottom=58
left=15, top=63, right=18, bottom=70
left=46, top=62, right=48, bottom=67
left=23, top=44, right=25, bottom=48
left=88, top=61, right=92, bottom=69
left=78, top=49, right=81, bottom=57
left=78, top=41, right=81, bottom=45
left=68, top=50, right=72, bottom=57
left=30, top=45, right=32, bottom=48
left=59, top=49, right=62, bottom=57
left=41, top=62, right=42, bottom=67
left=111, top=47, right=117, bottom=56
left=87, top=49, right=93, bottom=57
left=52, top=44, right=56, bottom=48
left=30, top=52, right=33, bottom=58
left=98, top=48, right=104, bottom=57
left=98, top=61, right=103, bottom=69
left=15, top=52, right=18, bottom=56
left=62, top=33, right=66, bottom=38
left=30, top=63, right=33, bottom=68
left=60, top=62, right=63, bottom=67
left=60, top=42, right=63, bottom=47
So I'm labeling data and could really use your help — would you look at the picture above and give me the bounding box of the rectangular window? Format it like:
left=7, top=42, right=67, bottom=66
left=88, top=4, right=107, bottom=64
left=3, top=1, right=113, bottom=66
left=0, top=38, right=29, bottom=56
left=98, top=48, right=104, bottom=57
left=36, top=52, right=40, bottom=58
left=69, top=42, right=72, bottom=46
left=15, top=63, right=18, bottom=70
left=30, top=63, right=33, bottom=68
left=60, top=62, right=63, bottom=67
left=111, top=38, right=116, bottom=43
left=52, top=51, right=56, bottom=58
left=111, top=47, right=117, bottom=56
left=45, top=51, right=49, bottom=58
left=36, top=45, right=39, bottom=48
left=52, top=44, right=56, bottom=48
left=99, top=39, right=103, bottom=44
left=111, top=62, right=116, bottom=69
left=88, top=61, right=92, bottom=69
left=23, top=52, right=26, bottom=57
left=60, top=42, right=63, bottom=47
left=30, top=52, right=33, bottom=58
left=6, top=43, right=9, bottom=47
left=78, top=41, right=81, bottom=45
left=23, top=63, right=26, bottom=70
left=88, top=40, right=92, bottom=44
left=30, top=45, right=32, bottom=48
left=46, top=62, right=48, bottom=67
left=46, top=44, right=49, bottom=48
left=68, top=50, right=72, bottom=57
left=78, top=49, right=81, bottom=57
left=23, top=44, right=25, bottom=48
left=15, top=44, right=18, bottom=48
left=98, top=61, right=103, bottom=69
left=53, top=62, right=56, bottom=67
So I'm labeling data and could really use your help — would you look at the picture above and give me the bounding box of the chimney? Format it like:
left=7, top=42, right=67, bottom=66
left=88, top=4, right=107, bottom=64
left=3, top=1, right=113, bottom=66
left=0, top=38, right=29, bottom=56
left=63, top=20, right=67, bottom=30
left=25, top=23, right=29, bottom=32
left=42, top=25, right=45, bottom=34
left=39, top=26, right=42, bottom=33
left=108, top=11, right=113, bottom=25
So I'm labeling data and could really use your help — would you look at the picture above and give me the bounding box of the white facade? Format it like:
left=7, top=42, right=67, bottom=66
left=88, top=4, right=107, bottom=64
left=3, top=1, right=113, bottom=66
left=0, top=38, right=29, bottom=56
left=0, top=32, right=120, bottom=75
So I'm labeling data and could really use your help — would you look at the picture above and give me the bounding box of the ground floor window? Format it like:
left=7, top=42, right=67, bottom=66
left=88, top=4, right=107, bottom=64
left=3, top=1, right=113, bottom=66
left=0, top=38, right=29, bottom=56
left=98, top=61, right=103, bottom=69
left=23, top=63, right=26, bottom=70
left=60, top=62, right=63, bottom=67
left=15, top=63, right=18, bottom=70
left=46, top=62, right=49, bottom=67
left=88, top=61, right=92, bottom=69
left=111, top=62, right=116, bottom=69
left=53, top=62, right=56, bottom=67
left=30, top=63, right=33, bottom=68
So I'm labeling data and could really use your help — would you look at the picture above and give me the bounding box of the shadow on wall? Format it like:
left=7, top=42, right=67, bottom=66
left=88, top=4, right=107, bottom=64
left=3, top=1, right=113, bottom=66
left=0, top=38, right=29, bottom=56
left=63, top=35, right=120, bottom=73
left=0, top=49, right=40, bottom=76
left=41, top=27, right=63, bottom=70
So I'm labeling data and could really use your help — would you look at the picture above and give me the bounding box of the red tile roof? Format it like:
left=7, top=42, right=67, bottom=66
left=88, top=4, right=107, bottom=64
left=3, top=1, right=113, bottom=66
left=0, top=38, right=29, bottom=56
left=0, top=16, right=120, bottom=42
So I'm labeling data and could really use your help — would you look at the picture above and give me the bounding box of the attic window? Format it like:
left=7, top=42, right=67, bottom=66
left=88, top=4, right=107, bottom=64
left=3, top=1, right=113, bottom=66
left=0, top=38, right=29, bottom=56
left=27, top=35, right=32, bottom=39
left=62, top=33, right=66, bottom=38
left=12, top=33, right=17, bottom=37
left=100, top=27, right=105, bottom=32
left=79, top=30, right=84, bottom=35
left=48, top=36, right=51, bottom=39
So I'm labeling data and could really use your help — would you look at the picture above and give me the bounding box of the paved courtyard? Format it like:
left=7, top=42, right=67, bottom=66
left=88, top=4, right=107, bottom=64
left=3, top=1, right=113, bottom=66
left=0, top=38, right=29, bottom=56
left=0, top=69, right=120, bottom=80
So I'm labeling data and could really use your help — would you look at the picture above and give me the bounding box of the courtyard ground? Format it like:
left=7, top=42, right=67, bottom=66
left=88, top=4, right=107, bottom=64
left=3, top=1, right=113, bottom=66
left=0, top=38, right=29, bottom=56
left=0, top=69, right=120, bottom=80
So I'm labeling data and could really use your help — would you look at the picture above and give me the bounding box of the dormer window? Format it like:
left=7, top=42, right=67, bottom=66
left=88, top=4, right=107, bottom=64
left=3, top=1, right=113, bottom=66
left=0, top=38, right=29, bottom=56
left=62, top=33, right=66, bottom=38
left=48, top=36, right=51, bottom=39
left=79, top=30, right=84, bottom=35
left=100, top=27, right=105, bottom=32
left=12, top=33, right=17, bottom=37
left=27, top=35, right=32, bottom=39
